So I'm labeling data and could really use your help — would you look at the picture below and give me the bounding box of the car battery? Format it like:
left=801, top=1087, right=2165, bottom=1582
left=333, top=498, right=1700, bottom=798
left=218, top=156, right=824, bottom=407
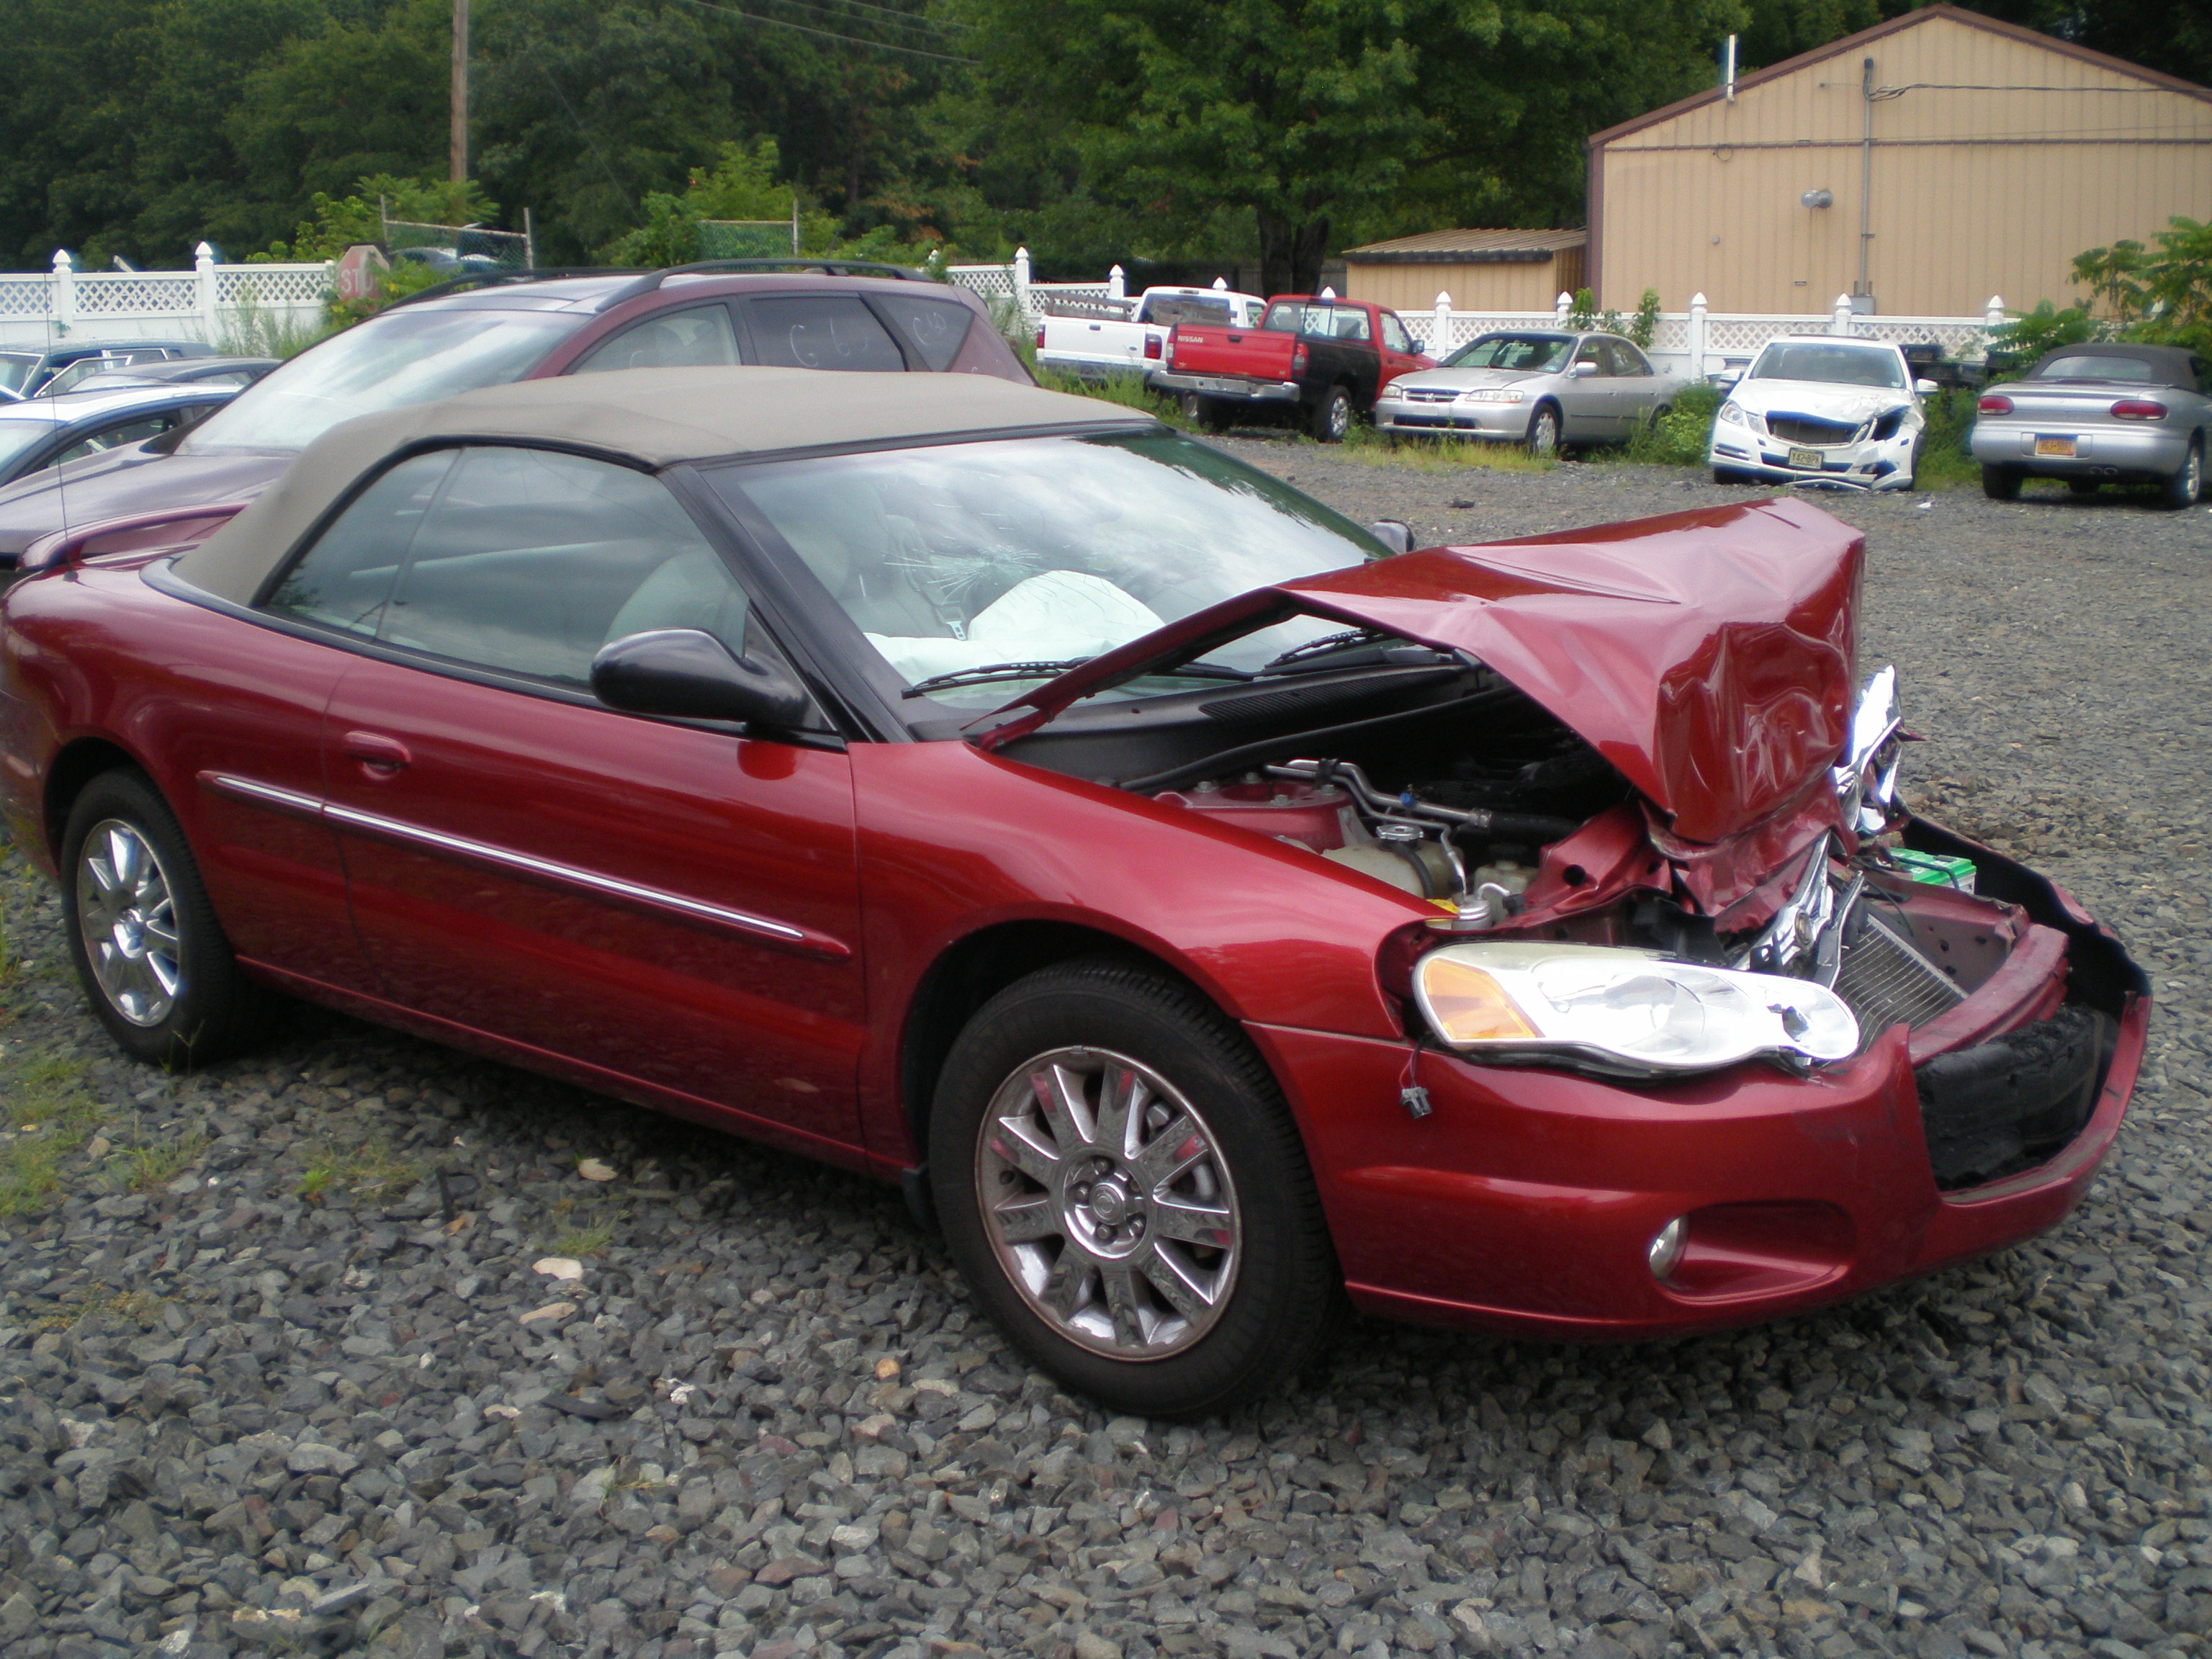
left=1891, top=848, right=1977, bottom=894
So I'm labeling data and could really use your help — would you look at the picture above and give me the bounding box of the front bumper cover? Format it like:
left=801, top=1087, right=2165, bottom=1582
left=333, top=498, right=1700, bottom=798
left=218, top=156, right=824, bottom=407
left=1246, top=817, right=2146, bottom=1340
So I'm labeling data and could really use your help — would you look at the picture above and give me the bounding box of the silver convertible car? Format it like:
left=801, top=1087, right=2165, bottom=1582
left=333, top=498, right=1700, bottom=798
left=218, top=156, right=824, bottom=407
left=1971, top=343, right=2208, bottom=509
left=1374, top=331, right=1683, bottom=455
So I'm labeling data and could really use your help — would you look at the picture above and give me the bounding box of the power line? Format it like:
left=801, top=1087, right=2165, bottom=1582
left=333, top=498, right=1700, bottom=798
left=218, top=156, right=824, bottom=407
left=662, top=0, right=979, bottom=62
left=759, top=0, right=969, bottom=38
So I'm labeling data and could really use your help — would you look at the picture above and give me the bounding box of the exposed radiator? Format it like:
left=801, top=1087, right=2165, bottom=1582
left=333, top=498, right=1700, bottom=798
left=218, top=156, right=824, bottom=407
left=1834, top=912, right=1966, bottom=1045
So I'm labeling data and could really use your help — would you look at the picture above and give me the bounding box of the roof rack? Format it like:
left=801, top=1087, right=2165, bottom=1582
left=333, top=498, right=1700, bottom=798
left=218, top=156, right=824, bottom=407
left=382, top=268, right=639, bottom=312
left=596, top=258, right=938, bottom=311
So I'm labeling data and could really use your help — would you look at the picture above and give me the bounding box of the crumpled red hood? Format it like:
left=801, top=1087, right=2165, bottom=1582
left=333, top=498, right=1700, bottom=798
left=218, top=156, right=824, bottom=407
left=981, top=496, right=1863, bottom=846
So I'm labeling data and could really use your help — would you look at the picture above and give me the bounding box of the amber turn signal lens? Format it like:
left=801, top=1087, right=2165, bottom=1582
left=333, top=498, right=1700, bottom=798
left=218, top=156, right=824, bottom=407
left=1419, top=958, right=1539, bottom=1043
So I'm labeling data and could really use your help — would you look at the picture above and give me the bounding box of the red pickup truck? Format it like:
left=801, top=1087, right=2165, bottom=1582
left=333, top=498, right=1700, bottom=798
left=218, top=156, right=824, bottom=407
left=1154, top=295, right=1434, bottom=441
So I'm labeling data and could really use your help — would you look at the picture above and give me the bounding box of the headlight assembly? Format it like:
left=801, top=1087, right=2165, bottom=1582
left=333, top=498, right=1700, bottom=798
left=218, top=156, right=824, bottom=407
left=1716, top=400, right=1761, bottom=432
left=1413, top=943, right=1859, bottom=1079
left=1459, top=387, right=1527, bottom=405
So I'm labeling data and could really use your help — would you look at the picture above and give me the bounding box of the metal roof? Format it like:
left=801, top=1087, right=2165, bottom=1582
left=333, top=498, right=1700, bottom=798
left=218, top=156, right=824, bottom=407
left=1341, top=228, right=1588, bottom=266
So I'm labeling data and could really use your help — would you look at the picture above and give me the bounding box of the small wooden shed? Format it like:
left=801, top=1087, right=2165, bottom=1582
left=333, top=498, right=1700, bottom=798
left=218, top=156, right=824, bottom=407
left=1341, top=229, right=1588, bottom=315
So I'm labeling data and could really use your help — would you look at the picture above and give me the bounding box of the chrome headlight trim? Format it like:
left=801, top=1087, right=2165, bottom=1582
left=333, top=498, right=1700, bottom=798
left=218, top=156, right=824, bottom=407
left=1413, top=941, right=1861, bottom=1080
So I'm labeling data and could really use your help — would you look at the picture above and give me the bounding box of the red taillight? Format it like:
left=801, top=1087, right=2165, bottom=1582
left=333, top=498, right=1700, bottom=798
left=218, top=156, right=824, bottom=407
left=1977, top=394, right=2013, bottom=415
left=1144, top=334, right=1161, bottom=360
left=2112, top=399, right=2167, bottom=421
left=1035, top=325, right=1046, bottom=349
left=1292, top=342, right=1308, bottom=375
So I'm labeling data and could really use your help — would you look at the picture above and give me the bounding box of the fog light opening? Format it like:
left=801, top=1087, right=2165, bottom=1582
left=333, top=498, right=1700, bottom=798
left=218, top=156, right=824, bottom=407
left=1647, top=1217, right=1687, bottom=1281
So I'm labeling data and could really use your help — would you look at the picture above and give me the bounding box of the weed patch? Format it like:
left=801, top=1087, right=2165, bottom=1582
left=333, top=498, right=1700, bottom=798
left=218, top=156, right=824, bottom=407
left=0, top=1053, right=102, bottom=1217
left=295, top=1137, right=422, bottom=1204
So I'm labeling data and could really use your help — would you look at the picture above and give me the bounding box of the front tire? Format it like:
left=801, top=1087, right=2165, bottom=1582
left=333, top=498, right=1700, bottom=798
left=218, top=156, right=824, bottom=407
left=1310, top=384, right=1353, bottom=443
left=1526, top=403, right=1562, bottom=457
left=1982, top=464, right=2022, bottom=501
left=2162, top=437, right=2204, bottom=510
left=61, top=769, right=268, bottom=1068
left=1712, top=465, right=1756, bottom=485
left=929, top=959, right=1341, bottom=1416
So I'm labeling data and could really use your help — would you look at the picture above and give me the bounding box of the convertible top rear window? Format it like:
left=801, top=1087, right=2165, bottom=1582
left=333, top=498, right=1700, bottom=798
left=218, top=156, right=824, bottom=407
left=707, top=432, right=1385, bottom=709
left=2033, top=354, right=2159, bottom=384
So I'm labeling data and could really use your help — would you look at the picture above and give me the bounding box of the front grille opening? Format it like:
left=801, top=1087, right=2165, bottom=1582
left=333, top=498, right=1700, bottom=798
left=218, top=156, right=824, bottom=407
left=1835, top=909, right=1966, bottom=1045
left=1767, top=413, right=1861, bottom=446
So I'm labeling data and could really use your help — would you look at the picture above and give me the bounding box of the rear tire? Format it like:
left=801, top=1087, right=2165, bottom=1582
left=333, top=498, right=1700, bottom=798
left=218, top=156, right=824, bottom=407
left=1981, top=464, right=2022, bottom=501
left=929, top=958, right=1342, bottom=1417
left=61, top=768, right=269, bottom=1069
left=1179, top=391, right=1228, bottom=432
left=2162, top=437, right=2204, bottom=510
left=1310, top=385, right=1353, bottom=443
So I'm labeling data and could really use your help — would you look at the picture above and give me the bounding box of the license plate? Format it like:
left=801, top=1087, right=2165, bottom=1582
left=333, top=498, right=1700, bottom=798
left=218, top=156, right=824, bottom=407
left=1788, top=446, right=1822, bottom=469
left=2036, top=436, right=2077, bottom=457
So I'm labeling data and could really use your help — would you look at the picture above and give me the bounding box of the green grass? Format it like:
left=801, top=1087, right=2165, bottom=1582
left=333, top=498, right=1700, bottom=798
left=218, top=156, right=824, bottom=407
left=0, top=1056, right=102, bottom=1217
left=1033, top=364, right=1191, bottom=428
left=120, top=1134, right=207, bottom=1193
left=548, top=1222, right=616, bottom=1259
left=295, top=1136, right=421, bottom=1203
left=1336, top=421, right=1559, bottom=475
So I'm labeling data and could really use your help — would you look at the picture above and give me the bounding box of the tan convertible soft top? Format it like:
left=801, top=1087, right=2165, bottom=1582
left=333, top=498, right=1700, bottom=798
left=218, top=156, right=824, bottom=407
left=172, top=367, right=1145, bottom=605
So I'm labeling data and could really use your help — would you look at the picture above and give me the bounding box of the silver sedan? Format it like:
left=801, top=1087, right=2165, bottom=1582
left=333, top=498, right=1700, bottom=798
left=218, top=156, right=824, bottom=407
left=1374, top=331, right=1684, bottom=454
left=1971, top=343, right=2208, bottom=508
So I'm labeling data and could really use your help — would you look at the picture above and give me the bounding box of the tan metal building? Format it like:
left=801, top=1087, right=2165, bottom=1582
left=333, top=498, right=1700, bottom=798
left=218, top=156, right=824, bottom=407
left=1341, top=229, right=1588, bottom=314
left=1586, top=4, right=2212, bottom=317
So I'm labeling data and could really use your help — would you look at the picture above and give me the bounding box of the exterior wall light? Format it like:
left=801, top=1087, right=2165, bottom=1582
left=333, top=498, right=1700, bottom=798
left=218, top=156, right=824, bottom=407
left=1801, top=189, right=1835, bottom=209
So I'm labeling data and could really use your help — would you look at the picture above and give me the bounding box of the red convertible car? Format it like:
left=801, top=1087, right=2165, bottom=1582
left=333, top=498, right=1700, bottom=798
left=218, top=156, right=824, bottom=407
left=0, top=369, right=2145, bottom=1416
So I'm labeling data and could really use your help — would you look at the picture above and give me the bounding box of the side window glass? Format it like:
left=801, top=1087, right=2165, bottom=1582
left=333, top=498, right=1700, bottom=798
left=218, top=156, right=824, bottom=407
left=573, top=306, right=739, bottom=374
left=1334, top=310, right=1372, bottom=342
left=263, top=451, right=457, bottom=635
left=868, top=295, right=975, bottom=372
left=1380, top=314, right=1414, bottom=354
left=745, top=296, right=907, bottom=372
left=53, top=414, right=176, bottom=466
left=379, top=447, right=745, bottom=684
left=1575, top=339, right=1609, bottom=374
left=1611, top=341, right=1652, bottom=376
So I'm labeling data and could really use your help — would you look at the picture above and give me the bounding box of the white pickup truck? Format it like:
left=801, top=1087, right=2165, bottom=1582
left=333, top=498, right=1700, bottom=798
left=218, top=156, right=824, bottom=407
left=1035, top=286, right=1267, bottom=379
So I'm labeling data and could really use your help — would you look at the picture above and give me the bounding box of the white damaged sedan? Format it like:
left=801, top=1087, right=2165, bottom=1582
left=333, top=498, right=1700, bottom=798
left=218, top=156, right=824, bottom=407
left=1709, top=336, right=1937, bottom=491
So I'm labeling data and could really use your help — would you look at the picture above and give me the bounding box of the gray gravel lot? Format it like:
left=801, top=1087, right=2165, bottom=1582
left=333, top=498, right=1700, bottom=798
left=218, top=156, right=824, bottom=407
left=1, top=450, right=2210, bottom=1659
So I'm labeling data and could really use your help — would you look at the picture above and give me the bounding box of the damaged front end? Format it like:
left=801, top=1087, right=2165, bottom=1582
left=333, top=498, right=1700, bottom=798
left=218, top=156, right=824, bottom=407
left=977, top=498, right=2145, bottom=1200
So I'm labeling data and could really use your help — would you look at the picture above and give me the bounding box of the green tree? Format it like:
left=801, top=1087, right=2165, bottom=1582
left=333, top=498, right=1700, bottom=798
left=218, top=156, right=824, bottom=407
left=948, top=0, right=1747, bottom=295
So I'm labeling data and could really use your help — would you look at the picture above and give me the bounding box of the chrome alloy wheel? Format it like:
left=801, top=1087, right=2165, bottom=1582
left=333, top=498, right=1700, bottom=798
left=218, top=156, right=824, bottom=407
left=975, top=1047, right=1241, bottom=1359
left=76, top=819, right=183, bottom=1027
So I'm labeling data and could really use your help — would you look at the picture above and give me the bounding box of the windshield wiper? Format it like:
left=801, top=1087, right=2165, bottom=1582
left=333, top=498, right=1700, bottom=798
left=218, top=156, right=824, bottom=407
left=904, top=658, right=1252, bottom=698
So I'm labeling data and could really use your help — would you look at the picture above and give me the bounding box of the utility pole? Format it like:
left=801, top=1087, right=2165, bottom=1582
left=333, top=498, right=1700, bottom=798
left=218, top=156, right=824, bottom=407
left=451, top=0, right=470, bottom=186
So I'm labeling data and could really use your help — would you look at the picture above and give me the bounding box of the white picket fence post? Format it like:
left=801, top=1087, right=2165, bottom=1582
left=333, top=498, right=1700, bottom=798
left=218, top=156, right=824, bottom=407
left=1984, top=295, right=2005, bottom=351
left=1688, top=292, right=1709, bottom=380
left=1107, top=264, right=1125, bottom=300
left=1012, top=246, right=1031, bottom=316
left=1433, top=291, right=1452, bottom=355
left=50, top=250, right=75, bottom=335
left=1555, top=292, right=1572, bottom=325
left=1831, top=294, right=1854, bottom=336
left=195, top=243, right=220, bottom=338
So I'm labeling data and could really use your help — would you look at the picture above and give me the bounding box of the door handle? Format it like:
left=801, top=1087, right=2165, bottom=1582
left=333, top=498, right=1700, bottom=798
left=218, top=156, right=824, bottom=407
left=342, top=731, right=412, bottom=775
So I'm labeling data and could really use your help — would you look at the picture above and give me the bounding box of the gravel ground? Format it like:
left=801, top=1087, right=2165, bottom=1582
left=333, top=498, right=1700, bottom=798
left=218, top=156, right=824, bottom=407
left=1, top=449, right=2209, bottom=1659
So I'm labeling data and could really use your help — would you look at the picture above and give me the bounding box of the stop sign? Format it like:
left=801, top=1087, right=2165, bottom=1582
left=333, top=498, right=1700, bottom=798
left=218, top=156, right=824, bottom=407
left=336, top=244, right=389, bottom=302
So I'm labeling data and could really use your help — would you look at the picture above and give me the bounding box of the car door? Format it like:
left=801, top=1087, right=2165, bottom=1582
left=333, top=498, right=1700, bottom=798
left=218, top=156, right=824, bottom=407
left=1376, top=311, right=1427, bottom=397
left=1561, top=337, right=1614, bottom=439
left=1603, top=340, right=1663, bottom=434
left=263, top=443, right=868, bottom=1148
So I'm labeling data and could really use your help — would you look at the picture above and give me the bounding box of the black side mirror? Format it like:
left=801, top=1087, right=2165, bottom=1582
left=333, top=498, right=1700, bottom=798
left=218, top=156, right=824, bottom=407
left=1367, top=519, right=1413, bottom=555
left=590, top=629, right=812, bottom=728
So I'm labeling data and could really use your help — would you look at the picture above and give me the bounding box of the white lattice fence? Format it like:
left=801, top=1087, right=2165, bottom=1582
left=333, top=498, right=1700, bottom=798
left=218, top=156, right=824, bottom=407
left=73, top=274, right=199, bottom=316
left=0, top=247, right=331, bottom=349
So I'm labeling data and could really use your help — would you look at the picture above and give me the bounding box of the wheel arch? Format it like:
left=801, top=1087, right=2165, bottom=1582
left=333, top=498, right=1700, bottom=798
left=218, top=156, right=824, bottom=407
left=44, top=736, right=146, bottom=861
left=897, top=918, right=1231, bottom=1161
